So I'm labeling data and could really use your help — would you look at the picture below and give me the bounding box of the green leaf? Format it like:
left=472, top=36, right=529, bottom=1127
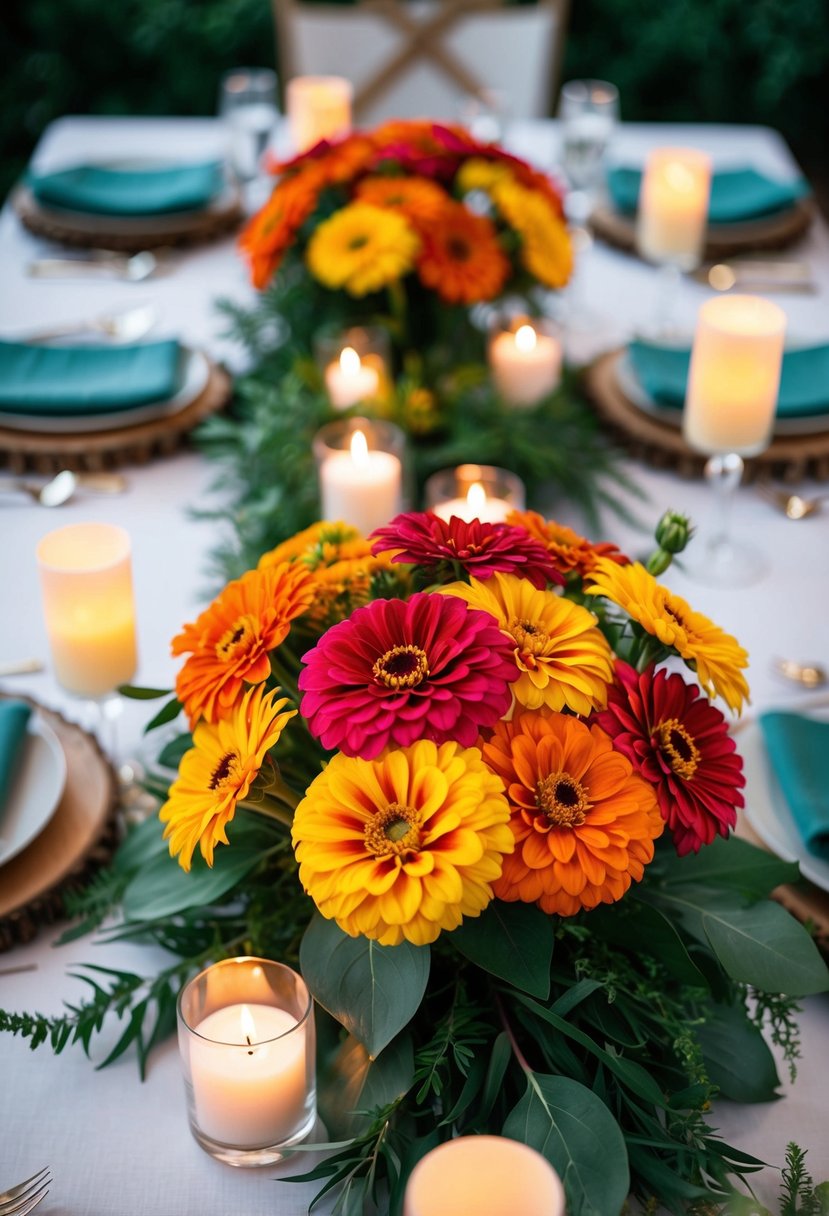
left=113, top=815, right=170, bottom=873
left=592, top=899, right=706, bottom=987
left=503, top=1073, right=629, bottom=1216
left=659, top=835, right=801, bottom=897
left=299, top=916, right=430, bottom=1058
left=157, top=732, right=193, bottom=770
left=451, top=902, right=554, bottom=998
left=118, top=684, right=171, bottom=700
left=144, top=696, right=183, bottom=733
left=477, top=1031, right=511, bottom=1125
left=319, top=1032, right=414, bottom=1138
left=697, top=1003, right=781, bottom=1103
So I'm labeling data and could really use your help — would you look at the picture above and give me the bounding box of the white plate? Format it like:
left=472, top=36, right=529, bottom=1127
left=0, top=345, right=209, bottom=435
left=616, top=350, right=829, bottom=437
left=740, top=707, right=829, bottom=893
left=0, top=714, right=67, bottom=866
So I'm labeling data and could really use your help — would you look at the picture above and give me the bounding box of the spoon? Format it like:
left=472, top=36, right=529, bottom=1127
left=758, top=484, right=829, bottom=520
left=27, top=250, right=158, bottom=283
left=12, top=303, right=157, bottom=345
left=0, top=470, right=128, bottom=506
left=774, top=657, right=828, bottom=688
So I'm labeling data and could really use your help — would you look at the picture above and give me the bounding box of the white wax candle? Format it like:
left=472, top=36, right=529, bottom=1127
left=324, top=346, right=380, bottom=409
left=683, top=294, right=786, bottom=455
left=433, top=481, right=512, bottom=524
left=190, top=1003, right=308, bottom=1147
left=637, top=148, right=711, bottom=268
left=404, top=1135, right=566, bottom=1216
left=319, top=429, right=402, bottom=535
left=490, top=324, right=562, bottom=407
left=286, top=75, right=352, bottom=154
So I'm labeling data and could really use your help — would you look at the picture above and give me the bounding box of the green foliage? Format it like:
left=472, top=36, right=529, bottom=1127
left=451, top=900, right=555, bottom=999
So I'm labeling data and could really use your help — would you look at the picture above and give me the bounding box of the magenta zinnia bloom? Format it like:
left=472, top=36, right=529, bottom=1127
left=370, top=511, right=563, bottom=589
left=299, top=592, right=517, bottom=758
left=593, top=661, right=744, bottom=856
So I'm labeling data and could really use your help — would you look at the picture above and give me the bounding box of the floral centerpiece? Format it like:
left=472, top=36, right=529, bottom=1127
left=6, top=509, right=826, bottom=1215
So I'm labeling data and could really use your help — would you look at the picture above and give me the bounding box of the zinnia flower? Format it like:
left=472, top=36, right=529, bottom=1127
left=292, top=739, right=513, bottom=945
left=354, top=175, right=450, bottom=230
left=173, top=562, right=317, bottom=727
left=306, top=202, right=419, bottom=297
left=298, top=591, right=517, bottom=759
left=417, top=200, right=509, bottom=304
left=492, top=179, right=572, bottom=289
left=160, top=685, right=296, bottom=871
left=440, top=573, right=613, bottom=715
left=506, top=510, right=629, bottom=579
left=239, top=170, right=321, bottom=289
left=370, top=511, right=563, bottom=589
left=585, top=559, right=750, bottom=714
left=594, top=661, right=744, bottom=856
left=483, top=708, right=663, bottom=915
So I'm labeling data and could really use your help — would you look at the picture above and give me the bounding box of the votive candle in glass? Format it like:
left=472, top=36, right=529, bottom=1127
left=177, top=957, right=316, bottom=1167
left=403, top=1136, right=566, bottom=1216
left=489, top=317, right=562, bottom=408
left=286, top=75, right=352, bottom=153
left=425, top=464, right=525, bottom=525
left=313, top=416, right=405, bottom=535
left=36, top=522, right=137, bottom=699
left=637, top=147, right=712, bottom=269
left=315, top=326, right=390, bottom=410
left=683, top=294, right=786, bottom=455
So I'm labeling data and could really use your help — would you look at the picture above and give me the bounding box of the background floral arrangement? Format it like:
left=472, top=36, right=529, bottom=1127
left=6, top=508, right=827, bottom=1216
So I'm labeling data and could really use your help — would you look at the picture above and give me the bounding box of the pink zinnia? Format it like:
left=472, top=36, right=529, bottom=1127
left=299, top=592, right=517, bottom=759
left=370, top=512, right=563, bottom=589
left=593, top=661, right=745, bottom=856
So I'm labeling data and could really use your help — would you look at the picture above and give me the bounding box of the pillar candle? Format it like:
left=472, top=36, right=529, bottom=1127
left=683, top=294, right=786, bottom=454
left=403, top=1136, right=566, bottom=1216
left=490, top=323, right=562, bottom=407
left=319, top=428, right=402, bottom=534
left=286, top=75, right=352, bottom=154
left=324, top=346, right=380, bottom=410
left=637, top=147, right=712, bottom=268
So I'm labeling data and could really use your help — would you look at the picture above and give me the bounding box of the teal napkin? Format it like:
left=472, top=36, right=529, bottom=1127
left=627, top=340, right=829, bottom=420
left=607, top=165, right=809, bottom=224
left=29, top=161, right=224, bottom=216
left=0, top=340, right=182, bottom=417
left=760, top=712, right=829, bottom=859
left=0, top=701, right=32, bottom=820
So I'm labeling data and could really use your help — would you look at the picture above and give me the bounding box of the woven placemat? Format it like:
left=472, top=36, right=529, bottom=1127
left=590, top=196, right=816, bottom=261
left=0, top=356, right=232, bottom=475
left=12, top=182, right=245, bottom=252
left=0, top=696, right=119, bottom=952
left=583, top=348, right=829, bottom=482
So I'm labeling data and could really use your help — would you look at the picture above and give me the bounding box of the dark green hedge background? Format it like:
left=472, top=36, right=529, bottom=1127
left=2, top=0, right=828, bottom=201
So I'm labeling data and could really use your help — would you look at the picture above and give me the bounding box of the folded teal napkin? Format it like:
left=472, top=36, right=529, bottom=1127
left=760, top=712, right=829, bottom=859
left=0, top=701, right=32, bottom=820
left=607, top=165, right=809, bottom=224
left=0, top=340, right=182, bottom=417
left=29, top=161, right=224, bottom=216
left=627, top=340, right=829, bottom=420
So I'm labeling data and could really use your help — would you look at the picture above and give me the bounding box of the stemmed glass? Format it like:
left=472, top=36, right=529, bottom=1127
left=219, top=67, right=279, bottom=210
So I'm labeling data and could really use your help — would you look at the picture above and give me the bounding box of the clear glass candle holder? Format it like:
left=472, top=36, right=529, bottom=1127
left=314, top=325, right=392, bottom=411
left=404, top=1136, right=566, bottom=1216
left=177, top=957, right=316, bottom=1167
left=313, top=416, right=407, bottom=536
left=488, top=315, right=563, bottom=408
left=424, top=464, right=526, bottom=524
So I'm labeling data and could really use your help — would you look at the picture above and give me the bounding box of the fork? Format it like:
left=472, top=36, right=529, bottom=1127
left=0, top=1168, right=51, bottom=1216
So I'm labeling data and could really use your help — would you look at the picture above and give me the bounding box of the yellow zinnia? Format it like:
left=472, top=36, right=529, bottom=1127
left=457, top=157, right=514, bottom=194
left=292, top=740, right=513, bottom=946
left=492, top=179, right=573, bottom=289
left=306, top=202, right=420, bottom=297
left=440, top=572, right=613, bottom=714
left=160, top=685, right=296, bottom=872
left=585, top=558, right=750, bottom=714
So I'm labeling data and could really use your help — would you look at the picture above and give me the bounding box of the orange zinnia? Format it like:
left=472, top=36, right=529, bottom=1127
left=172, top=562, right=317, bottom=727
left=239, top=168, right=322, bottom=288
left=483, top=708, right=663, bottom=916
left=507, top=510, right=629, bottom=578
left=417, top=201, right=509, bottom=305
left=355, top=175, right=450, bottom=231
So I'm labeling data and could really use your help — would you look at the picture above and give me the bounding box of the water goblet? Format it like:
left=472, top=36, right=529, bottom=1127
left=219, top=67, right=279, bottom=208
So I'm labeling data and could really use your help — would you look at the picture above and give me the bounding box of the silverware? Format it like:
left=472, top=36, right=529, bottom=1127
left=757, top=483, right=829, bottom=520
left=0, top=1168, right=51, bottom=1216
left=11, top=302, right=157, bottom=345
left=774, top=657, right=828, bottom=689
left=0, top=469, right=129, bottom=507
left=0, top=659, right=44, bottom=677
left=693, top=260, right=816, bottom=293
left=27, top=249, right=158, bottom=282
left=0, top=963, right=38, bottom=977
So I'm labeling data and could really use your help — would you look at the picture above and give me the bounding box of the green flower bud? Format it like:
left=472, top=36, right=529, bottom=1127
left=654, top=510, right=693, bottom=555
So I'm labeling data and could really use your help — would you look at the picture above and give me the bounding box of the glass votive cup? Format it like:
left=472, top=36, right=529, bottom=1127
left=488, top=316, right=563, bottom=408
left=403, top=1136, right=566, bottom=1216
left=177, top=956, right=316, bottom=1167
left=286, top=75, right=353, bottom=154
left=314, top=325, right=392, bottom=411
left=424, top=464, right=525, bottom=525
left=312, top=416, right=407, bottom=536
left=218, top=67, right=279, bottom=185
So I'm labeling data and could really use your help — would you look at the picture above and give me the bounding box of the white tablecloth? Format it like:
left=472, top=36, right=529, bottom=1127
left=1, top=117, right=828, bottom=1213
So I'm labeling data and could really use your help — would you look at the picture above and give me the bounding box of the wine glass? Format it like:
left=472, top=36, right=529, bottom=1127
left=219, top=67, right=279, bottom=209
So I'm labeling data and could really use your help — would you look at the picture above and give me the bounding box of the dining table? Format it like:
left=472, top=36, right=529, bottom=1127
left=0, top=114, right=828, bottom=1214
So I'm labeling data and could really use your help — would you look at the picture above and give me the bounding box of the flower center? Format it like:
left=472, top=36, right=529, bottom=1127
left=209, top=750, right=241, bottom=791
left=216, top=615, right=255, bottom=663
left=535, top=771, right=589, bottom=828
left=348, top=234, right=369, bottom=250
left=509, top=617, right=550, bottom=667
left=364, top=803, right=423, bottom=858
left=654, top=718, right=700, bottom=780
left=373, top=644, right=429, bottom=690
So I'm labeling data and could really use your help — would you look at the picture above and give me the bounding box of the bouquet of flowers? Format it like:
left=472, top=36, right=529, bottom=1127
left=28, top=507, right=823, bottom=1216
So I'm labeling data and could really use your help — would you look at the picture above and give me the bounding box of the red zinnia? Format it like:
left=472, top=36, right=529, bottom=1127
left=594, top=661, right=745, bottom=856
left=298, top=592, right=517, bottom=759
left=370, top=512, right=563, bottom=589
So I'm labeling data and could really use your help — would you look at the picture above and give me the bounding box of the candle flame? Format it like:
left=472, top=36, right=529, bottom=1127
left=466, top=482, right=487, bottom=516
left=339, top=346, right=361, bottom=376
left=240, top=1003, right=257, bottom=1044
left=350, top=428, right=370, bottom=468
left=515, top=324, right=537, bottom=353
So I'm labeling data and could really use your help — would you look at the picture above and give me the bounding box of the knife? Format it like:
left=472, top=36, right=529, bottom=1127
left=693, top=260, right=817, bottom=293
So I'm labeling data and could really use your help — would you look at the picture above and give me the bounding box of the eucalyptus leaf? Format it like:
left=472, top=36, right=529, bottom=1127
left=592, top=898, right=706, bottom=987
left=658, top=835, right=801, bottom=896
left=144, top=696, right=183, bottom=733
left=157, top=732, right=193, bottom=770
left=118, top=684, right=171, bottom=700
left=451, top=901, right=554, bottom=998
left=697, top=1002, right=781, bottom=1103
left=123, top=847, right=263, bottom=921
left=300, top=916, right=430, bottom=1057
left=319, top=1032, right=414, bottom=1138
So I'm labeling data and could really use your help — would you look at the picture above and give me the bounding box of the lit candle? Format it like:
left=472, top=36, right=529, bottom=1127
left=286, top=75, right=352, bottom=154
left=490, top=323, right=562, bottom=407
left=324, top=346, right=380, bottom=410
left=36, top=522, right=137, bottom=699
left=637, top=147, right=712, bottom=268
left=433, top=480, right=512, bottom=525
left=683, top=294, right=786, bottom=454
left=404, top=1136, right=566, bottom=1216
left=319, top=427, right=403, bottom=535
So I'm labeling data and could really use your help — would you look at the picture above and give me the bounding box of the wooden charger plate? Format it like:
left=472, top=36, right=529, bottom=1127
left=591, top=196, right=816, bottom=261
left=0, top=697, right=119, bottom=952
